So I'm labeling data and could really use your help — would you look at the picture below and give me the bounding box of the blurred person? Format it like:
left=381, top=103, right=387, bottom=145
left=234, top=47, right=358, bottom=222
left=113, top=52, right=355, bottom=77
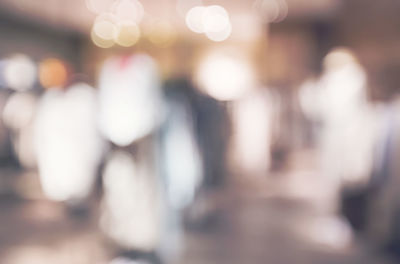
left=0, top=54, right=44, bottom=200
left=98, top=54, right=162, bottom=147
left=0, top=88, right=13, bottom=165
left=0, top=80, right=19, bottom=198
left=161, top=78, right=203, bottom=212
left=365, top=62, right=400, bottom=255
left=34, top=82, right=104, bottom=208
left=102, top=149, right=162, bottom=264
left=336, top=0, right=400, bottom=254
left=194, top=94, right=230, bottom=191
left=229, top=88, right=275, bottom=180
left=299, top=48, right=378, bottom=214
left=98, top=54, right=166, bottom=264
left=2, top=54, right=39, bottom=169
left=193, top=48, right=248, bottom=189
left=158, top=78, right=204, bottom=255
left=184, top=83, right=231, bottom=230
left=3, top=90, right=39, bottom=170
left=159, top=78, right=232, bottom=234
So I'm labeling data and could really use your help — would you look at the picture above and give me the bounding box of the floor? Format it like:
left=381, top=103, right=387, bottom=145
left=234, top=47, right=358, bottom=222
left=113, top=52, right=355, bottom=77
left=0, top=153, right=395, bottom=264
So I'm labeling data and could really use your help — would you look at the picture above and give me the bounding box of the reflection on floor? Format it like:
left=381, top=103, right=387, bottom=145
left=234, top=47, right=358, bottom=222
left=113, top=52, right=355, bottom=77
left=0, top=147, right=394, bottom=264
left=0, top=182, right=395, bottom=264
left=181, top=193, right=393, bottom=264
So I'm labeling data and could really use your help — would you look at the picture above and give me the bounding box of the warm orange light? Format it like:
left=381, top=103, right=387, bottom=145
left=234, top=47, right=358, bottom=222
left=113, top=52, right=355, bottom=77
left=38, top=58, right=68, bottom=88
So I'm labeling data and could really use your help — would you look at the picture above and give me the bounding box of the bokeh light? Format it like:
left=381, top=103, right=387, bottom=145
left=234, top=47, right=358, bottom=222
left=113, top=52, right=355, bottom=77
left=90, top=0, right=145, bottom=48
left=3, top=54, right=36, bottom=91
left=85, top=0, right=115, bottom=14
left=195, top=49, right=255, bottom=101
left=111, top=0, right=144, bottom=24
left=186, top=5, right=232, bottom=42
left=147, top=20, right=177, bottom=47
left=91, top=13, right=118, bottom=48
left=323, top=47, right=359, bottom=72
left=202, top=5, right=230, bottom=33
left=205, top=22, right=232, bottom=42
left=3, top=92, right=37, bottom=131
left=93, top=13, right=118, bottom=40
left=38, top=58, right=68, bottom=88
left=114, top=21, right=141, bottom=47
left=91, top=28, right=115, bottom=48
left=253, top=0, right=288, bottom=23
left=185, top=6, right=206, bottom=34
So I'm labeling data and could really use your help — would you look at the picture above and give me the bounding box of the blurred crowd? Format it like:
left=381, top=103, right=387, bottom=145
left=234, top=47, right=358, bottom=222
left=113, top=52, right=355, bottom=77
left=1, top=0, right=400, bottom=263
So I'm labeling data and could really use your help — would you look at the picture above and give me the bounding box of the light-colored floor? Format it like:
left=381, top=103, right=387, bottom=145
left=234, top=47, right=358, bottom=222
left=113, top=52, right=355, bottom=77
left=0, top=151, right=395, bottom=264
left=180, top=193, right=394, bottom=264
left=0, top=188, right=394, bottom=264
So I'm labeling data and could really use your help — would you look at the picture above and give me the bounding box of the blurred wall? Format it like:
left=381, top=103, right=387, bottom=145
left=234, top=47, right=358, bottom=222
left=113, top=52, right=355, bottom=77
left=0, top=11, right=84, bottom=72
